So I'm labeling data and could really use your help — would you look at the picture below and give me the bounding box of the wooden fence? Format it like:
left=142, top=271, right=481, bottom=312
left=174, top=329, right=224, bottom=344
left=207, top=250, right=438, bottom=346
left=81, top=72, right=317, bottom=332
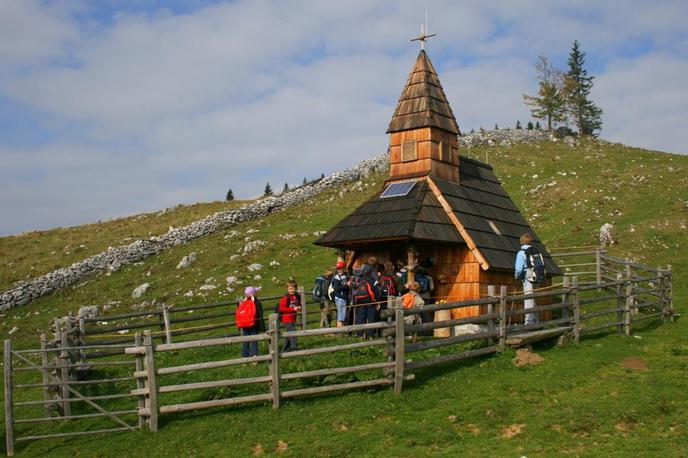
left=3, top=249, right=676, bottom=456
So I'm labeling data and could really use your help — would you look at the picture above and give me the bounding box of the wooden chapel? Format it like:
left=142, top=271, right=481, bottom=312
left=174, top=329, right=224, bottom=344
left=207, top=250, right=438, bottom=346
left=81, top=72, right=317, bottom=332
left=315, top=44, right=560, bottom=319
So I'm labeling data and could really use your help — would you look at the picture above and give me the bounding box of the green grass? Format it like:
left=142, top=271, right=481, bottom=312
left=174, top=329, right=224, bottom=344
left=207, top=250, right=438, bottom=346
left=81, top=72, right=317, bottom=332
left=2, top=138, right=688, bottom=457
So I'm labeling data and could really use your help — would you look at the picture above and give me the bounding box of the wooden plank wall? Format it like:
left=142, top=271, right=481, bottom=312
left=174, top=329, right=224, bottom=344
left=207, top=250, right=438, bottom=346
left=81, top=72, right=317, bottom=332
left=389, top=128, right=459, bottom=182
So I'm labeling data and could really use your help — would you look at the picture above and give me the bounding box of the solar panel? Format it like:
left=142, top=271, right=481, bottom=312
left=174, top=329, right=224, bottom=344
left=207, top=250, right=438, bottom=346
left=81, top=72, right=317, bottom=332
left=379, top=181, right=416, bottom=199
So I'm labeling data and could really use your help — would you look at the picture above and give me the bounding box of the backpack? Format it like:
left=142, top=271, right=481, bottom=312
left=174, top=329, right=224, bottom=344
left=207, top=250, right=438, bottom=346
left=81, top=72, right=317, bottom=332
left=333, top=273, right=349, bottom=298
left=236, top=299, right=256, bottom=328
left=312, top=276, right=326, bottom=301
left=523, top=246, right=546, bottom=284
left=351, top=277, right=376, bottom=304
left=379, top=274, right=398, bottom=300
left=415, top=272, right=430, bottom=294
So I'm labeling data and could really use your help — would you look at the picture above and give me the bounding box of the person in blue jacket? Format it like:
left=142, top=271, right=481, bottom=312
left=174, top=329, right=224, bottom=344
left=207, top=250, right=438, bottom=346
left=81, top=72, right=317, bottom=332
left=514, top=233, right=538, bottom=325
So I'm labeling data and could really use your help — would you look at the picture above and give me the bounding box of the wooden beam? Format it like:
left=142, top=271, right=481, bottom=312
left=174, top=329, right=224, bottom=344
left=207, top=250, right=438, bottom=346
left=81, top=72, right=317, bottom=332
left=426, top=177, right=490, bottom=270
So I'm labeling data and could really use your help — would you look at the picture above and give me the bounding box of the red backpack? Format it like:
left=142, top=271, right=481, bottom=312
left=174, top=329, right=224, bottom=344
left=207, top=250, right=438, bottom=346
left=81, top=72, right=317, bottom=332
left=379, top=274, right=398, bottom=299
left=236, top=299, right=256, bottom=328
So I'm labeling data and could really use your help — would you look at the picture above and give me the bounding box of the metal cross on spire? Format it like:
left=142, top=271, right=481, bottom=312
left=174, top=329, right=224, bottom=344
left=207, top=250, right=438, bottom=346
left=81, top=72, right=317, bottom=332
left=410, top=10, right=436, bottom=50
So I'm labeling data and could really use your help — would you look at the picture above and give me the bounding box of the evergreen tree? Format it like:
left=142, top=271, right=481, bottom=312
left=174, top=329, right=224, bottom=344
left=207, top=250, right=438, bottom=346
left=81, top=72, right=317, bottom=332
left=470, top=128, right=475, bottom=134
left=226, top=188, right=234, bottom=201
left=264, top=182, right=273, bottom=196
left=282, top=182, right=289, bottom=193
left=522, top=55, right=567, bottom=131
left=303, top=177, right=307, bottom=185
left=320, top=173, right=325, bottom=180
left=494, top=124, right=499, bottom=130
left=516, top=120, right=522, bottom=129
left=527, top=121, right=534, bottom=130
left=535, top=121, right=541, bottom=129
left=565, top=40, right=603, bottom=136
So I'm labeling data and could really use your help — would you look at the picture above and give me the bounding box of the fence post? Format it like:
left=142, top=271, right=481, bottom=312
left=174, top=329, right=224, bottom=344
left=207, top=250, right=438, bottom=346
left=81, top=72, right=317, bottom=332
left=498, top=286, right=507, bottom=350
left=394, top=306, right=405, bottom=395
left=486, top=285, right=496, bottom=347
left=595, top=247, right=603, bottom=288
left=657, top=266, right=666, bottom=323
left=561, top=277, right=570, bottom=322
left=624, top=275, right=633, bottom=336
left=572, top=277, right=580, bottom=343
left=39, top=334, right=52, bottom=417
left=615, top=273, right=624, bottom=334
left=4, top=340, right=15, bottom=457
left=59, top=329, right=71, bottom=416
left=298, top=286, right=307, bottom=330
left=78, top=316, right=86, bottom=367
left=134, top=333, right=146, bottom=428
left=268, top=314, right=281, bottom=409
left=143, top=330, right=159, bottom=432
left=162, top=305, right=173, bottom=344
left=385, top=296, right=395, bottom=378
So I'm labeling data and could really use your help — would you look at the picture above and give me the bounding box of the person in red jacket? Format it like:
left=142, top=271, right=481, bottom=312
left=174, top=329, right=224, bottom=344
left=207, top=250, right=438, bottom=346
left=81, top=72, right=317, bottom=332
left=278, top=279, right=301, bottom=352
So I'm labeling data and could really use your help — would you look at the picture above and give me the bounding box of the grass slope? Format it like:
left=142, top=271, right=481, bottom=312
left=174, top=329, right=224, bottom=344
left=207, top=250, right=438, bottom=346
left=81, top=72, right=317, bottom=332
left=2, top=138, right=687, bottom=457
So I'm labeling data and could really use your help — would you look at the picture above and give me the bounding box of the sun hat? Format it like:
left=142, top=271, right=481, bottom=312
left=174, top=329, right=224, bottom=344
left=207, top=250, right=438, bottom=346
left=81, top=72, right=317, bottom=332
left=245, top=286, right=261, bottom=296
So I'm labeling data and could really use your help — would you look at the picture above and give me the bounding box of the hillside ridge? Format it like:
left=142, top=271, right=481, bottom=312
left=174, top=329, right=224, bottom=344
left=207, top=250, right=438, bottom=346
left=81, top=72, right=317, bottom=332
left=0, top=154, right=387, bottom=311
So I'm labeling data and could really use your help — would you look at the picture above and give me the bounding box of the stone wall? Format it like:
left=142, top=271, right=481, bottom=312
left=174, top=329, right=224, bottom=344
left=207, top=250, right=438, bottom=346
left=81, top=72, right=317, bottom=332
left=0, top=153, right=388, bottom=311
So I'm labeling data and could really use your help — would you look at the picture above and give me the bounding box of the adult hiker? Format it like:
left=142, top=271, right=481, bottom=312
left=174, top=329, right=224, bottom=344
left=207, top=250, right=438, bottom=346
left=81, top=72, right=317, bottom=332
left=514, top=233, right=544, bottom=325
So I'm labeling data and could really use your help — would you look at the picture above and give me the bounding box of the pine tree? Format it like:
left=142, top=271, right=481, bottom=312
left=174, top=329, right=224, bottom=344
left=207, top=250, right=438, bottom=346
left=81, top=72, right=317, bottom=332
left=226, top=188, right=234, bottom=201
left=516, top=120, right=522, bottom=129
left=565, top=40, right=603, bottom=136
left=494, top=124, right=499, bottom=130
left=470, top=128, right=475, bottom=134
left=282, top=182, right=289, bottom=193
left=302, top=177, right=307, bottom=185
left=527, top=121, right=534, bottom=130
left=535, top=121, right=541, bottom=130
left=264, top=182, right=273, bottom=196
left=320, top=173, right=325, bottom=180
left=522, top=55, right=567, bottom=131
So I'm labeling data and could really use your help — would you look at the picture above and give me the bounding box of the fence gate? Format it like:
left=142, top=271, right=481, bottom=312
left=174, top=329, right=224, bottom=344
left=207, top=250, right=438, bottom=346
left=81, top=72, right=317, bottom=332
left=4, top=337, right=140, bottom=457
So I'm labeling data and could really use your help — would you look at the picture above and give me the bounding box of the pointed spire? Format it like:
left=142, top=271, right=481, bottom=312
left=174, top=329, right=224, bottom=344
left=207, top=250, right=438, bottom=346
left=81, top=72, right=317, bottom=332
left=386, top=50, right=460, bottom=135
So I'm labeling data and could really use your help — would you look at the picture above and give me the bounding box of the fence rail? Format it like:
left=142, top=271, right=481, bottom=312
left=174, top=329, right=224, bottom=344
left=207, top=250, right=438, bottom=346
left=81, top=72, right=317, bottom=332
left=3, top=249, right=676, bottom=456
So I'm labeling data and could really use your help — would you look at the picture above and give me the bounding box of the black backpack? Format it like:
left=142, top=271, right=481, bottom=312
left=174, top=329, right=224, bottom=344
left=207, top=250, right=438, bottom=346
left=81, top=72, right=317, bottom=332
left=351, top=277, right=376, bottom=304
left=312, top=276, right=326, bottom=301
left=524, top=246, right=546, bottom=283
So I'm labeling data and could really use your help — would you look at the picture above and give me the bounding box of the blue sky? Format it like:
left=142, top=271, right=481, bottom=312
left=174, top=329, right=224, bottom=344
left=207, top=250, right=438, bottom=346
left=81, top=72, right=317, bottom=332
left=1, top=0, right=687, bottom=236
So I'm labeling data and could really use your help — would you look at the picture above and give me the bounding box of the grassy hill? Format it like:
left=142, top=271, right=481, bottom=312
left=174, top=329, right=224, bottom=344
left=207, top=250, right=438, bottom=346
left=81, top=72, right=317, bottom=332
left=2, top=137, right=687, bottom=457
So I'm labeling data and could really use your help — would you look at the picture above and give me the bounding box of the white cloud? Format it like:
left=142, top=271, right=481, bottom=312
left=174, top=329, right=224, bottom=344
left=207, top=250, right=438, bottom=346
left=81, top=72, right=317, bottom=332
left=0, top=0, right=687, bottom=235
left=596, top=53, right=688, bottom=154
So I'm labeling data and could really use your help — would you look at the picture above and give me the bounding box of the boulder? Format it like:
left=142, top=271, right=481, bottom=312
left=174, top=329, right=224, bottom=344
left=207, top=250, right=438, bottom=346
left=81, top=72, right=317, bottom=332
left=132, top=283, right=150, bottom=299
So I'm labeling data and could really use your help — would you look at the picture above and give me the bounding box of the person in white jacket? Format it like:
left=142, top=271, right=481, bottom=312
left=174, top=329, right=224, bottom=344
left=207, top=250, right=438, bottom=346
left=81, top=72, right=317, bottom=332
left=514, top=233, right=538, bottom=325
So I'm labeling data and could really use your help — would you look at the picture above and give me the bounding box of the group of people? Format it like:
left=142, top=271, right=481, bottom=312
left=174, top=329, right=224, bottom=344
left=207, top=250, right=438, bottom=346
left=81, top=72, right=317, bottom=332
left=312, top=257, right=436, bottom=337
left=234, top=280, right=302, bottom=357
left=236, top=233, right=543, bottom=358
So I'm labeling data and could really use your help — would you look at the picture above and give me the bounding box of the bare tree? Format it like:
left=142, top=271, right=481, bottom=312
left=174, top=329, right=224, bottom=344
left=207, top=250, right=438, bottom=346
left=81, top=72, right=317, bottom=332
left=523, top=56, right=567, bottom=131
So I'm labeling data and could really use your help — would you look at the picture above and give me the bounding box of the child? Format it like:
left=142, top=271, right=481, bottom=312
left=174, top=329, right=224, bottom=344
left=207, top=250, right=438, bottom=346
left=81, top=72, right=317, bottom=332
left=401, top=281, right=424, bottom=326
left=278, top=280, right=301, bottom=352
left=237, top=286, right=265, bottom=357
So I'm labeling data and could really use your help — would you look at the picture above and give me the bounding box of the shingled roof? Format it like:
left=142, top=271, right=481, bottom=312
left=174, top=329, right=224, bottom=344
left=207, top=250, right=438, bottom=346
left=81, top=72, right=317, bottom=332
left=386, top=50, right=460, bottom=135
left=315, top=156, right=561, bottom=274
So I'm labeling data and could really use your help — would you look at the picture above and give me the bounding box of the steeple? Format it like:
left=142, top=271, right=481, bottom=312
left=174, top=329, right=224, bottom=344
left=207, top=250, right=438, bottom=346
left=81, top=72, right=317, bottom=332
left=387, top=49, right=461, bottom=182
